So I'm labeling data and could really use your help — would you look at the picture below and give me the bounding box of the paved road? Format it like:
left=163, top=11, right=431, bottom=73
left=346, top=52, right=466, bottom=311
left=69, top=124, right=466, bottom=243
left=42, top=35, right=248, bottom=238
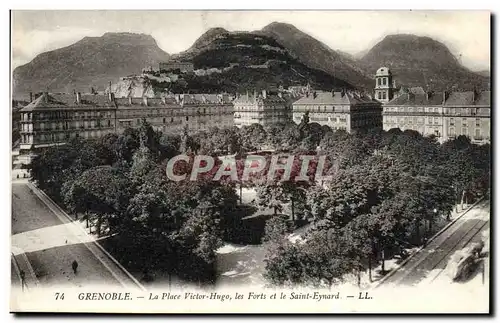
left=378, top=200, right=490, bottom=287
left=11, top=182, right=140, bottom=289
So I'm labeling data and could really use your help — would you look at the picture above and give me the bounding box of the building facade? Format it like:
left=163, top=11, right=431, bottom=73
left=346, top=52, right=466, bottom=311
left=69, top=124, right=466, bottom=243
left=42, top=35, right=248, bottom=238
left=383, top=91, right=445, bottom=139
left=18, top=92, right=118, bottom=164
left=291, top=90, right=383, bottom=132
left=159, top=61, right=194, bottom=73
left=233, top=90, right=290, bottom=128
left=380, top=67, right=491, bottom=144
left=113, top=94, right=234, bottom=134
left=442, top=91, right=491, bottom=144
left=17, top=92, right=235, bottom=164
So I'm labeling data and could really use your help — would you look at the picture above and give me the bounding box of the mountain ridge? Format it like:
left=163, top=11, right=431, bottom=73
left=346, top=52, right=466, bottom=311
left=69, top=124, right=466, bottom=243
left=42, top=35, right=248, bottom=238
left=12, top=25, right=490, bottom=98
left=13, top=32, right=170, bottom=97
left=359, top=33, right=489, bottom=90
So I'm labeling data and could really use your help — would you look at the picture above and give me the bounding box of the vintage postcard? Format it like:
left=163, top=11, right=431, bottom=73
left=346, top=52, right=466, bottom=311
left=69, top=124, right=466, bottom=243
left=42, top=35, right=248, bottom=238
left=10, top=10, right=491, bottom=314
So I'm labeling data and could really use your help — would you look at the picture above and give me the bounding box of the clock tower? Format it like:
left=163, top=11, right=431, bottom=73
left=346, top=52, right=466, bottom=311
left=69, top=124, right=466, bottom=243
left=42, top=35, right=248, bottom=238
left=374, top=67, right=394, bottom=103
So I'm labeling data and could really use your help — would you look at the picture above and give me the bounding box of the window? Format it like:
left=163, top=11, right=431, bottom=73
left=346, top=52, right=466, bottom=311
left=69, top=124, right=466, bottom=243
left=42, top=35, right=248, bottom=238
left=186, top=116, right=189, bottom=121
left=378, top=92, right=382, bottom=99
left=450, top=118, right=455, bottom=126
left=475, top=128, right=481, bottom=138
left=434, top=117, right=439, bottom=125
left=476, top=118, right=480, bottom=127
left=382, top=92, right=386, bottom=100
left=462, top=118, right=467, bottom=126
left=163, top=118, right=166, bottom=124
left=108, top=120, right=111, bottom=127
left=449, top=127, right=455, bottom=136
left=462, top=128, right=468, bottom=135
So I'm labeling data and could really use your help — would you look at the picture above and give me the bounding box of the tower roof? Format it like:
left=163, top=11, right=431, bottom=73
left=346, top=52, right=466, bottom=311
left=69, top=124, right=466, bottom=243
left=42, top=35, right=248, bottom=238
left=376, top=67, right=391, bottom=76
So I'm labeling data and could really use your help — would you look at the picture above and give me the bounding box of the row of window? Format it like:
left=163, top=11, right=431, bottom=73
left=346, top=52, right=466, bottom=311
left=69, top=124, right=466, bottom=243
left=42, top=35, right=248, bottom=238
left=449, top=118, right=482, bottom=127
left=377, top=77, right=389, bottom=87
left=377, top=91, right=388, bottom=100
left=448, top=127, right=484, bottom=138
left=293, top=106, right=351, bottom=113
left=21, top=129, right=112, bottom=144
left=385, top=116, right=440, bottom=125
left=385, top=106, right=442, bottom=113
left=22, top=111, right=114, bottom=121
left=234, top=105, right=287, bottom=111
left=385, top=107, right=489, bottom=116
left=386, top=116, right=485, bottom=127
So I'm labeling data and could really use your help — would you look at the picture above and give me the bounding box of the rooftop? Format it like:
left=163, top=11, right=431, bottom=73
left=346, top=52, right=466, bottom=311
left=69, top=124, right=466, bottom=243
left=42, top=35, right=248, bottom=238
left=233, top=93, right=286, bottom=105
left=292, top=91, right=379, bottom=106
left=386, top=91, right=444, bottom=106
left=444, top=91, right=491, bottom=106
left=376, top=67, right=391, bottom=76
left=386, top=90, right=491, bottom=107
left=20, top=93, right=116, bottom=112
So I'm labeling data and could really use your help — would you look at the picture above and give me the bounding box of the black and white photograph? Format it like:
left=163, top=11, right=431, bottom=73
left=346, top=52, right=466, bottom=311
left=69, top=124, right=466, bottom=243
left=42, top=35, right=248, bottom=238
left=9, top=9, right=491, bottom=313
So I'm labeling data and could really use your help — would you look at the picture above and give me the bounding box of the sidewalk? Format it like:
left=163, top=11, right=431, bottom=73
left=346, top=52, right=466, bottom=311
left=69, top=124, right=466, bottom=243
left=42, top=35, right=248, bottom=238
left=24, top=182, right=145, bottom=291
left=11, top=247, right=39, bottom=291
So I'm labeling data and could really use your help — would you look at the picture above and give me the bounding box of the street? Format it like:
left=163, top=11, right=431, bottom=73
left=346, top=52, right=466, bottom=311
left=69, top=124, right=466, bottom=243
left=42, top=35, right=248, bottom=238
left=378, top=200, right=490, bottom=287
left=11, top=182, right=142, bottom=289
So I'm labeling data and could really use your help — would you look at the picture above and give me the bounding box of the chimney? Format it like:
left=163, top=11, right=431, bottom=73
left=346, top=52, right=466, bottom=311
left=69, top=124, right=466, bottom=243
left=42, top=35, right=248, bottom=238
left=128, top=97, right=133, bottom=105
left=262, top=90, right=267, bottom=99
left=341, top=89, right=345, bottom=97
left=76, top=92, right=81, bottom=104
left=108, top=92, right=115, bottom=102
left=143, top=96, right=148, bottom=106
left=29, top=92, right=33, bottom=102
left=331, top=90, right=335, bottom=97
left=473, top=88, right=479, bottom=102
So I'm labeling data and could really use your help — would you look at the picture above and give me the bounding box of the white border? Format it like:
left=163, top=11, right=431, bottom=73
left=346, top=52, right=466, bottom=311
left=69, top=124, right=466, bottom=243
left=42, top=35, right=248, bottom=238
left=2, top=1, right=497, bottom=322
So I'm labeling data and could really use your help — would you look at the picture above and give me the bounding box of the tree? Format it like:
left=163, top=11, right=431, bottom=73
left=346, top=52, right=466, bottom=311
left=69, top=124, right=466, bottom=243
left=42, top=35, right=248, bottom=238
left=257, top=182, right=285, bottom=216
left=239, top=124, right=267, bottom=152
left=65, top=166, right=131, bottom=236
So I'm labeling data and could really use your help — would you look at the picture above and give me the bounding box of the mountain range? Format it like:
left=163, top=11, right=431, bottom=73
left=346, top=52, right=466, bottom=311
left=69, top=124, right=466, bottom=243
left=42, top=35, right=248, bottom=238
left=12, top=22, right=490, bottom=98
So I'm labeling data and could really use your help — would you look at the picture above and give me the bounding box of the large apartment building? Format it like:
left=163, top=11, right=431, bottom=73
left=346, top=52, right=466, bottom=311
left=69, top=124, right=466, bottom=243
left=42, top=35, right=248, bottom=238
left=113, top=93, right=234, bottom=134
left=379, top=66, right=491, bottom=144
left=17, top=91, right=234, bottom=164
left=291, top=90, right=383, bottom=132
left=18, top=92, right=118, bottom=164
left=233, top=90, right=291, bottom=128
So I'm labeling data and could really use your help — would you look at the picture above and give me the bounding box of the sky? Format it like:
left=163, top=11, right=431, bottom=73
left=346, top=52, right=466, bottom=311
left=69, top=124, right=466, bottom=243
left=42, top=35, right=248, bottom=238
left=11, top=10, right=491, bottom=71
